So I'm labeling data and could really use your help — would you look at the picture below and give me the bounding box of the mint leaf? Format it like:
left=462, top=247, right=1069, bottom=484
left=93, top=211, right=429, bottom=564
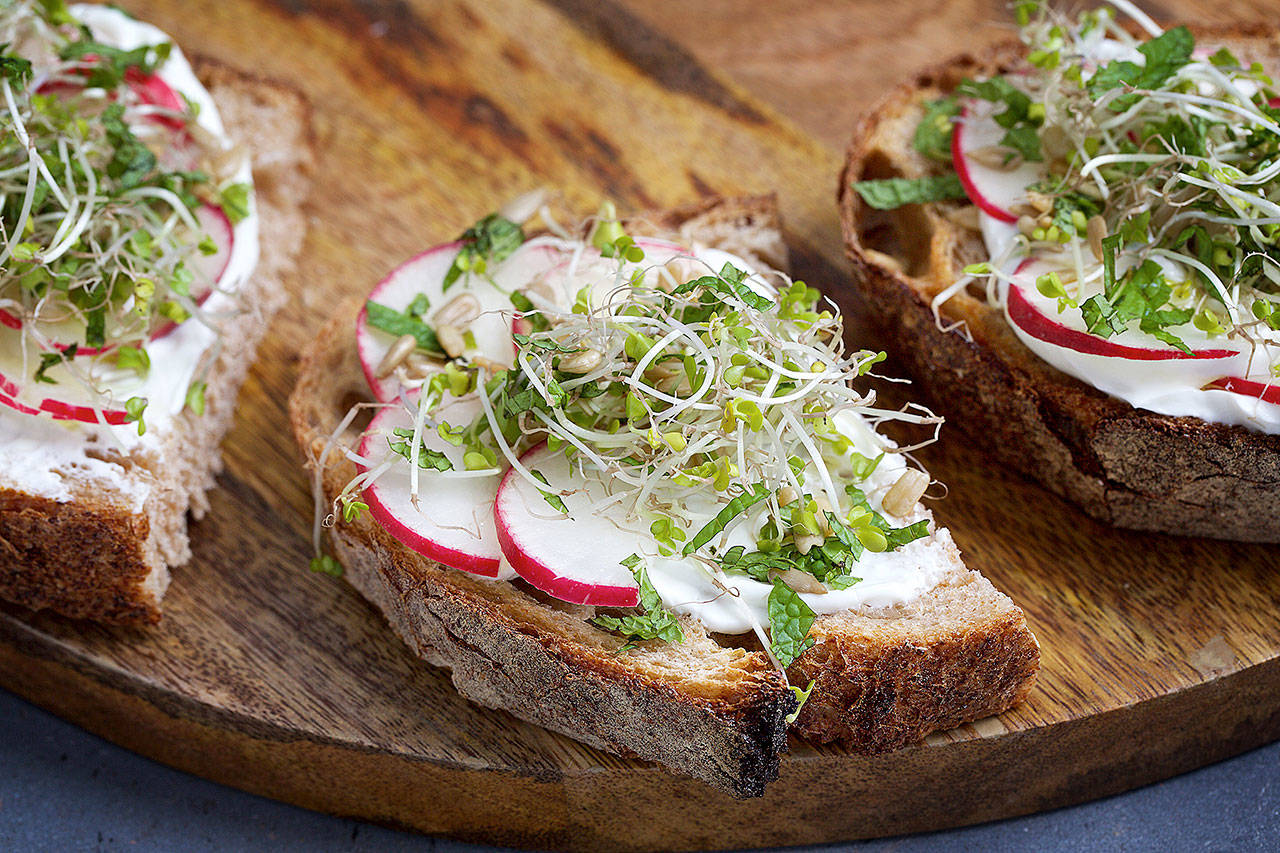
left=913, top=96, right=959, bottom=162
left=1088, top=26, right=1194, bottom=110
left=768, top=578, right=816, bottom=668
left=530, top=469, right=568, bottom=514
left=365, top=300, right=443, bottom=355
left=673, top=263, right=774, bottom=312
left=851, top=173, right=968, bottom=210
left=883, top=519, right=930, bottom=549
left=957, top=76, right=1043, bottom=161
left=0, top=50, right=32, bottom=85
left=443, top=213, right=524, bottom=291
left=591, top=555, right=685, bottom=646
left=683, top=483, right=772, bottom=556
left=388, top=428, right=454, bottom=471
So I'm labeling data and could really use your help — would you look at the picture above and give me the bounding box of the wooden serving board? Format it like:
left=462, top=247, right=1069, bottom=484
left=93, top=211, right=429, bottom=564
left=2, top=0, right=1279, bottom=849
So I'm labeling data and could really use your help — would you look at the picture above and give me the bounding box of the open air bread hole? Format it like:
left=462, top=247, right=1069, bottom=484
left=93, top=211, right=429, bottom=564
left=339, top=388, right=377, bottom=439
left=710, top=630, right=764, bottom=653
left=856, top=150, right=936, bottom=278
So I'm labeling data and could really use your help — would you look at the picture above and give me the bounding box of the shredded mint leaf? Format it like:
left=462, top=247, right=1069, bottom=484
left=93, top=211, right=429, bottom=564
left=443, top=213, right=525, bottom=291
left=365, top=300, right=443, bottom=355
left=913, top=96, right=959, bottom=162
left=33, top=345, right=75, bottom=384
left=851, top=173, right=967, bottom=210
left=389, top=428, right=454, bottom=471
left=673, top=263, right=774, bottom=312
left=957, top=76, right=1043, bottom=161
left=883, top=519, right=930, bottom=549
left=0, top=49, right=33, bottom=85
left=683, top=483, right=772, bottom=556
left=60, top=39, right=171, bottom=90
left=1088, top=26, right=1194, bottom=110
left=768, top=578, right=816, bottom=669
left=591, top=555, right=685, bottom=646
left=530, top=469, right=568, bottom=514
left=101, top=103, right=157, bottom=190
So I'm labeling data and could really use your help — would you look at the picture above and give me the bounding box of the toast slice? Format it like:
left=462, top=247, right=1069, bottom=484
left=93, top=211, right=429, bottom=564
left=289, top=196, right=1039, bottom=797
left=0, top=62, right=314, bottom=623
left=839, top=25, right=1280, bottom=543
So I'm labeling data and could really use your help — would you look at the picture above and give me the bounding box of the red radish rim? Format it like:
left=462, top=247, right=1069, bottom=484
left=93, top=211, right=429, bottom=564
left=1208, top=376, right=1280, bottom=405
left=952, top=107, right=1018, bottom=224
left=357, top=241, right=462, bottom=402
left=1007, top=260, right=1238, bottom=361
left=355, top=407, right=501, bottom=577
left=494, top=444, right=641, bottom=608
left=0, top=368, right=128, bottom=424
left=1, top=203, right=233, bottom=357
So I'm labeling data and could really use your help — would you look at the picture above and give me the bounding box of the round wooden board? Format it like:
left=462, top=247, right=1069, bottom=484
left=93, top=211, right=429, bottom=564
left=3, top=0, right=1280, bottom=849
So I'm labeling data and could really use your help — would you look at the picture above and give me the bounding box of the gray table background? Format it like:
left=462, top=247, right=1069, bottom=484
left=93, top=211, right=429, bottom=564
left=1, top=689, right=1275, bottom=852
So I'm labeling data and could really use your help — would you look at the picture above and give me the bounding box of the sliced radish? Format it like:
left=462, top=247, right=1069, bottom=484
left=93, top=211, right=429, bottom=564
left=952, top=100, right=1042, bottom=223
left=358, top=396, right=503, bottom=577
left=494, top=443, right=641, bottom=607
left=1208, top=376, right=1280, bottom=405
left=39, top=60, right=188, bottom=131
left=0, top=367, right=130, bottom=425
left=38, top=394, right=130, bottom=425
left=357, top=238, right=565, bottom=401
left=1, top=204, right=233, bottom=356
left=124, top=66, right=187, bottom=131
left=1006, top=258, right=1239, bottom=361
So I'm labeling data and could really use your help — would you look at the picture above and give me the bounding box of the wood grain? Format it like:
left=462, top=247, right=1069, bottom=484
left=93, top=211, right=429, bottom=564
left=1, top=0, right=1279, bottom=849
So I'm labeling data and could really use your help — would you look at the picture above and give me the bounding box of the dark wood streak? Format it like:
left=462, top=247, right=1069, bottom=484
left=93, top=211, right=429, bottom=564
left=266, top=0, right=451, bottom=51
left=542, top=118, right=659, bottom=209
left=538, top=0, right=768, bottom=124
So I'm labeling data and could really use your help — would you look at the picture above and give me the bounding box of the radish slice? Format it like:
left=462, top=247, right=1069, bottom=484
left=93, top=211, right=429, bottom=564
left=0, top=367, right=131, bottom=425
left=124, top=66, right=187, bottom=131
left=494, top=444, right=641, bottom=607
left=1006, top=258, right=1238, bottom=360
left=358, top=396, right=502, bottom=577
left=1208, top=376, right=1280, bottom=405
left=952, top=100, right=1042, bottom=223
left=357, top=238, right=566, bottom=402
left=38, top=61, right=188, bottom=132
left=2, top=204, right=233, bottom=356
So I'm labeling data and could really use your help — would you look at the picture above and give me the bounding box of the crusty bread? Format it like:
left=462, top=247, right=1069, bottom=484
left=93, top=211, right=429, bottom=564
left=839, top=25, right=1280, bottom=543
left=0, top=61, right=314, bottom=623
left=289, top=195, right=1039, bottom=796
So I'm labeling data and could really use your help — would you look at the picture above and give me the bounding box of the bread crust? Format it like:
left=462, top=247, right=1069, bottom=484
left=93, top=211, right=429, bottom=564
left=0, top=64, right=314, bottom=623
left=289, top=196, right=1039, bottom=795
left=839, top=28, right=1280, bottom=542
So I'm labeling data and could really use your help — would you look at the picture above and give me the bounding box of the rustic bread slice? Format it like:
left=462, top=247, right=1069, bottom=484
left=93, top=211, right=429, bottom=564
left=289, top=195, right=1039, bottom=796
left=0, top=62, right=314, bottom=623
left=839, top=26, right=1280, bottom=543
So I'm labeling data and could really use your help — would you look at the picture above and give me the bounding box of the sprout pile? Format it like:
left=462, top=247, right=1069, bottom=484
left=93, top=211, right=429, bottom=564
left=952, top=0, right=1280, bottom=361
left=0, top=0, right=249, bottom=428
left=324, top=205, right=944, bottom=673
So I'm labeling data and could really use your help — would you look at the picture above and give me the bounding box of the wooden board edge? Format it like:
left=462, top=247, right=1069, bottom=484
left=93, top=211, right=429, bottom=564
left=3, top=610, right=1278, bottom=850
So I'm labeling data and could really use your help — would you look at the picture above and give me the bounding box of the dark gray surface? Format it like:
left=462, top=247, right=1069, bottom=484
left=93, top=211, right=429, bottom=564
left=0, top=687, right=1275, bottom=852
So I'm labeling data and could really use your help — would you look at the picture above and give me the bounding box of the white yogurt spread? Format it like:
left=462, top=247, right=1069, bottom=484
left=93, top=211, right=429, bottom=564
left=644, top=409, right=953, bottom=634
